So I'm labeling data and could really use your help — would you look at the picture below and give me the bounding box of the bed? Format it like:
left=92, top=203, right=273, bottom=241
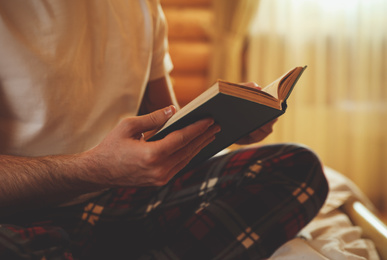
left=268, top=167, right=387, bottom=260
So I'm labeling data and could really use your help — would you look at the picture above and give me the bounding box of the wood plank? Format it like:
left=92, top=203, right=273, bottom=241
left=162, top=1, right=213, bottom=106
left=161, top=0, right=212, bottom=7
left=169, top=41, right=210, bottom=73
left=171, top=73, right=209, bottom=107
left=164, top=8, right=213, bottom=41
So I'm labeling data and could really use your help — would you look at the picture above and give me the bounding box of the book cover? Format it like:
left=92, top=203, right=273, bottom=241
left=148, top=66, right=306, bottom=172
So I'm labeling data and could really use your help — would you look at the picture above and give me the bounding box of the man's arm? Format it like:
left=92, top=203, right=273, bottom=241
left=138, top=75, right=180, bottom=115
left=0, top=106, right=220, bottom=216
left=0, top=152, right=101, bottom=214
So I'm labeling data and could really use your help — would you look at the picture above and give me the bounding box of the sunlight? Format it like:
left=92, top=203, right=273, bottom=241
left=354, top=202, right=387, bottom=239
left=319, top=0, right=359, bottom=11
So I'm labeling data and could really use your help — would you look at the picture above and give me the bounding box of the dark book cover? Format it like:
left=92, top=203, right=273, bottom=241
left=148, top=93, right=284, bottom=172
left=148, top=66, right=306, bottom=173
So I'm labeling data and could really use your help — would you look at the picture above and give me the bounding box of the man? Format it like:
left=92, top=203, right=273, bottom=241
left=0, top=1, right=328, bottom=259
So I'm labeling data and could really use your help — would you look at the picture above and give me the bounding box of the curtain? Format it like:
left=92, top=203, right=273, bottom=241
left=246, top=0, right=387, bottom=212
left=209, top=0, right=260, bottom=83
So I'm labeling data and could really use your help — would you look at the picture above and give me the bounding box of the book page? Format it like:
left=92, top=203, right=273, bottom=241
left=219, top=81, right=279, bottom=108
left=261, top=67, right=304, bottom=102
left=262, top=78, right=281, bottom=99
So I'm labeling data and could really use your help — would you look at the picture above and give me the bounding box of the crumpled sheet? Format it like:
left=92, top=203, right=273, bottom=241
left=268, top=167, right=380, bottom=260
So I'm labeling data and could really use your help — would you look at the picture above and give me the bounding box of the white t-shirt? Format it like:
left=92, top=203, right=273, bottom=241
left=0, top=0, right=173, bottom=157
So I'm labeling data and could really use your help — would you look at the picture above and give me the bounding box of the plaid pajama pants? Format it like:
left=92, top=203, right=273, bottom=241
left=0, top=143, right=328, bottom=260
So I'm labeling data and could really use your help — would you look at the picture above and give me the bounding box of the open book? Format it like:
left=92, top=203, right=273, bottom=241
left=148, top=66, right=307, bottom=172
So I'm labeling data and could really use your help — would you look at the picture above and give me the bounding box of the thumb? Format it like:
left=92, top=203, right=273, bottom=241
left=132, top=106, right=176, bottom=136
left=241, top=82, right=261, bottom=90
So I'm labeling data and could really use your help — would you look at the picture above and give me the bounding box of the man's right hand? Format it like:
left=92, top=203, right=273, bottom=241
left=0, top=106, right=220, bottom=214
left=82, top=106, right=221, bottom=187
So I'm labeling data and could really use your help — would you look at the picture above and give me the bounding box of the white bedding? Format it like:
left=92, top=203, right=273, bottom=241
left=268, top=167, right=380, bottom=260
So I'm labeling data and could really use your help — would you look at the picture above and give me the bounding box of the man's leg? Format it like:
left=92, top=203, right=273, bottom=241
left=134, top=143, right=328, bottom=259
left=87, top=143, right=328, bottom=259
left=0, top=144, right=328, bottom=259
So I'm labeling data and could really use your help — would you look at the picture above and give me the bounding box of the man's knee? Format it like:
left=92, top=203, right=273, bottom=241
left=278, top=143, right=329, bottom=217
left=245, top=143, right=329, bottom=215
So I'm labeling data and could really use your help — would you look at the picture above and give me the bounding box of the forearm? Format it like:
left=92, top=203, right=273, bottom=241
left=0, top=153, right=103, bottom=215
left=0, top=101, right=218, bottom=217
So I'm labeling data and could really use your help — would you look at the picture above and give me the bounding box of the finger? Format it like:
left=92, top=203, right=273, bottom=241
left=157, top=118, right=216, bottom=154
left=171, top=124, right=220, bottom=163
left=161, top=127, right=219, bottom=180
left=236, top=118, right=278, bottom=145
left=143, top=124, right=219, bottom=185
left=168, top=136, right=217, bottom=179
left=248, top=129, right=267, bottom=141
left=246, top=122, right=275, bottom=143
left=241, top=82, right=261, bottom=90
left=128, top=106, right=176, bottom=135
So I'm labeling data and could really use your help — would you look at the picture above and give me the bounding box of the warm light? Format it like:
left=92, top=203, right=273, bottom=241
left=318, top=0, right=360, bottom=11
left=353, top=202, right=387, bottom=239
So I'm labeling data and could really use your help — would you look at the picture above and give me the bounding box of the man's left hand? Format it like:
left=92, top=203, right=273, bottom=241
left=235, top=82, right=278, bottom=145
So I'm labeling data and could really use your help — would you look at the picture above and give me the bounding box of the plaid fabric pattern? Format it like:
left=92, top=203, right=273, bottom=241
left=0, top=144, right=328, bottom=260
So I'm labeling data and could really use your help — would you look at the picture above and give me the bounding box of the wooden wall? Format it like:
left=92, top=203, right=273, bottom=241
left=161, top=0, right=213, bottom=107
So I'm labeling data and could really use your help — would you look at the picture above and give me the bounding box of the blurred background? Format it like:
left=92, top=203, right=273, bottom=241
left=161, top=0, right=387, bottom=215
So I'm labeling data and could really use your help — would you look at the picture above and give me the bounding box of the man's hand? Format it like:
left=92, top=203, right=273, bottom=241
left=235, top=82, right=278, bottom=145
left=0, top=106, right=219, bottom=214
left=83, top=106, right=221, bottom=187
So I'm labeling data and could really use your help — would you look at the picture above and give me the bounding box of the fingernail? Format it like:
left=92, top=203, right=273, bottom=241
left=207, top=118, right=215, bottom=127
left=214, top=125, right=221, bottom=133
left=164, top=106, right=174, bottom=118
left=251, top=82, right=261, bottom=90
